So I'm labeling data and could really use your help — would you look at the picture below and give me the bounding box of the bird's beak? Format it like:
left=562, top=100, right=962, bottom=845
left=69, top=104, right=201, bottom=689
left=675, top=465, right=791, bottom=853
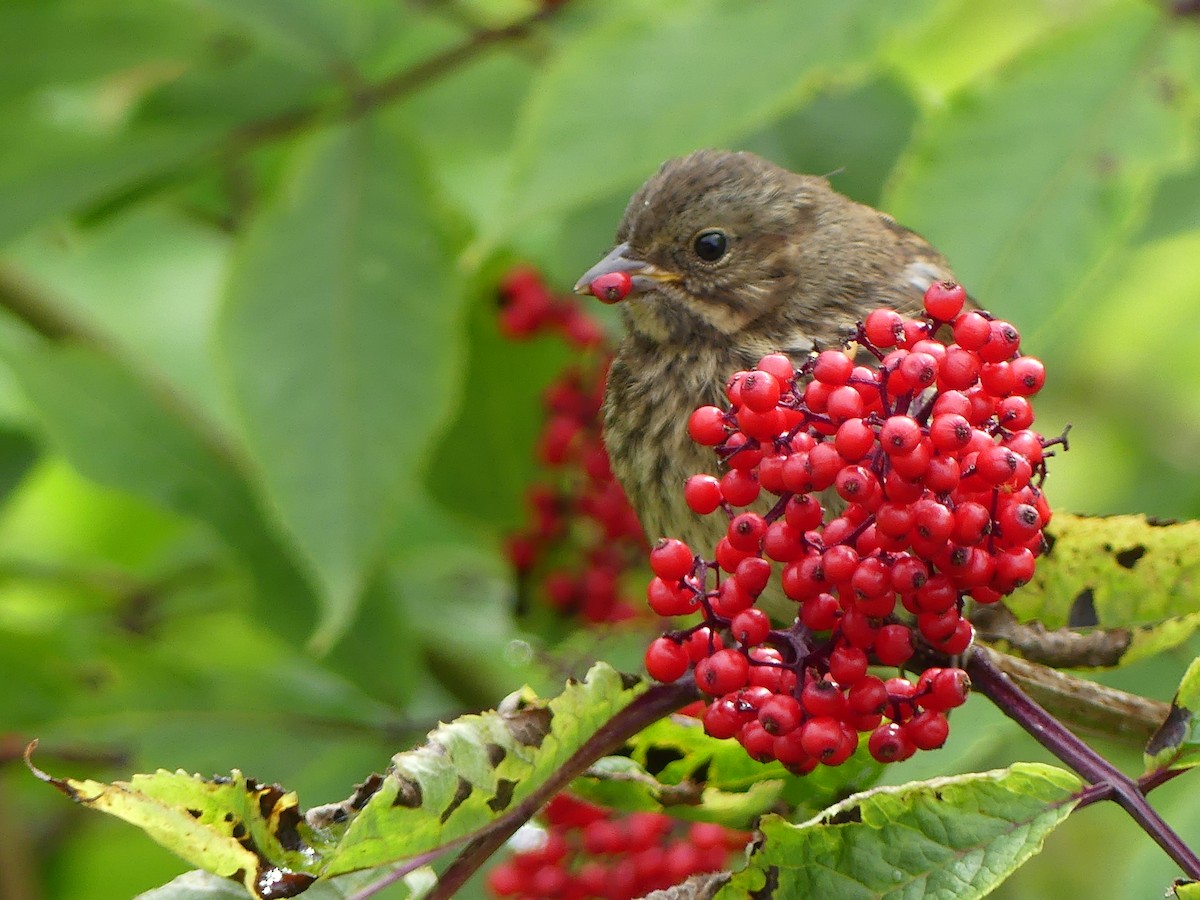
left=573, top=242, right=680, bottom=297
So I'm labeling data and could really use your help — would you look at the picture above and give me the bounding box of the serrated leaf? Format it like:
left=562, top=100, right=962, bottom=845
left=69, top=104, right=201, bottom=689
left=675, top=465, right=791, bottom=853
left=998, top=513, right=1200, bottom=667
left=718, top=763, right=1083, bottom=900
left=1144, top=655, right=1200, bottom=775
left=33, top=664, right=650, bottom=896
left=571, top=713, right=883, bottom=827
left=219, top=113, right=463, bottom=650
left=886, top=4, right=1198, bottom=335
left=483, top=0, right=938, bottom=242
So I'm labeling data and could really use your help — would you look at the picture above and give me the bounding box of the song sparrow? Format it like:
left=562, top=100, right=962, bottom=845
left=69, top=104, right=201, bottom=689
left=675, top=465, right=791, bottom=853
left=575, top=150, right=960, bottom=614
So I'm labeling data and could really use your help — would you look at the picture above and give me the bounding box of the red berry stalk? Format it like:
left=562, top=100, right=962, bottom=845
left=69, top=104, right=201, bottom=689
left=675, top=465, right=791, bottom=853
left=633, top=281, right=1062, bottom=771
left=499, top=266, right=649, bottom=624
left=487, top=793, right=749, bottom=900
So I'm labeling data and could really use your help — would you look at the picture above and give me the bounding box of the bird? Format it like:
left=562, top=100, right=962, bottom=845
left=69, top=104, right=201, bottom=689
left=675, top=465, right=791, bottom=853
left=574, top=149, right=960, bottom=616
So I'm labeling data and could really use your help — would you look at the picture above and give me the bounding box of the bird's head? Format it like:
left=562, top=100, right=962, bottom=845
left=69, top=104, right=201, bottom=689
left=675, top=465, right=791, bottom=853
left=575, top=150, right=831, bottom=345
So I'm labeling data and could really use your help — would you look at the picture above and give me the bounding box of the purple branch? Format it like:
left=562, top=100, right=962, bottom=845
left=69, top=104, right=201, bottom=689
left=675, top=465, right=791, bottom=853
left=967, top=647, right=1200, bottom=879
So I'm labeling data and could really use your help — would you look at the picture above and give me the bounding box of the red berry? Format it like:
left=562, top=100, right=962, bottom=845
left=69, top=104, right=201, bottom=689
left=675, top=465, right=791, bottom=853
left=735, top=556, right=772, bottom=596
left=952, top=311, right=990, bottom=351
left=649, top=538, right=693, bottom=581
left=694, top=649, right=750, bottom=695
left=874, top=623, right=914, bottom=666
left=879, top=416, right=922, bottom=455
left=801, top=679, right=847, bottom=718
left=727, top=512, right=767, bottom=552
left=848, top=676, right=888, bottom=715
left=905, top=710, right=950, bottom=750
left=731, top=608, right=771, bottom=646
left=758, top=694, right=802, bottom=735
left=688, top=406, right=728, bottom=445
left=800, top=716, right=844, bottom=762
left=864, top=308, right=905, bottom=348
left=1009, top=356, right=1046, bottom=395
left=939, top=346, right=981, bottom=390
left=829, top=645, right=869, bottom=685
left=923, top=281, right=966, bottom=320
left=720, top=469, right=761, bottom=507
left=929, top=413, right=972, bottom=453
left=826, top=385, right=866, bottom=422
left=756, top=353, right=794, bottom=383
left=684, top=474, right=723, bottom=514
left=813, top=349, right=854, bottom=384
left=702, top=698, right=743, bottom=739
left=979, top=319, right=1021, bottom=363
left=930, top=668, right=971, bottom=709
left=740, top=371, right=782, bottom=413
left=869, top=722, right=915, bottom=763
left=739, top=720, right=777, bottom=762
left=587, top=270, right=633, bottom=304
left=646, top=577, right=695, bottom=616
left=899, top=351, right=939, bottom=389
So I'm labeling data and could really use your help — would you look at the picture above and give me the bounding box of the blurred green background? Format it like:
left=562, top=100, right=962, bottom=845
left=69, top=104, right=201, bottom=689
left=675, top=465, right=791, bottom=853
left=1, top=0, right=1199, bottom=897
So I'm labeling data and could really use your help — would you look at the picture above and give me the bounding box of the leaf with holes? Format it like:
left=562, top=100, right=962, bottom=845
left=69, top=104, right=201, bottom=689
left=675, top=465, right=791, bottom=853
left=31, top=664, right=654, bottom=897
left=984, top=514, right=1200, bottom=669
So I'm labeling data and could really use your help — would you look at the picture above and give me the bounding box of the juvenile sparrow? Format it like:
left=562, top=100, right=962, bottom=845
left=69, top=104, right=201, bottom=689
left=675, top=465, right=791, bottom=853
left=575, top=150, right=960, bottom=605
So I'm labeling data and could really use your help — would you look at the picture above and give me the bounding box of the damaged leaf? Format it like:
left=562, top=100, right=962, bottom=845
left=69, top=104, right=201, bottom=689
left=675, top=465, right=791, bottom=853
left=717, top=763, right=1082, bottom=899
left=1144, top=655, right=1200, bottom=776
left=995, top=514, right=1200, bottom=667
left=30, top=663, right=649, bottom=897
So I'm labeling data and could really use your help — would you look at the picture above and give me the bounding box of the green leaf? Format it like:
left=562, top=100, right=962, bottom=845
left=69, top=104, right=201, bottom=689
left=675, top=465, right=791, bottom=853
left=995, top=513, right=1200, bottom=667
left=718, top=763, right=1083, bottom=900
left=219, top=113, right=464, bottom=650
left=0, top=327, right=317, bottom=642
left=32, top=663, right=649, bottom=893
left=482, top=0, right=938, bottom=243
left=322, top=663, right=646, bottom=877
left=1171, top=879, right=1200, bottom=900
left=571, top=713, right=884, bottom=827
left=0, top=122, right=218, bottom=249
left=886, top=4, right=1199, bottom=336
left=1144, top=655, right=1200, bottom=775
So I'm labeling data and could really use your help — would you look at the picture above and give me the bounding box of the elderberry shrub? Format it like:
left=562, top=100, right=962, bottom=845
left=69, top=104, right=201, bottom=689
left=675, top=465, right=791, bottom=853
left=487, top=793, right=749, bottom=900
left=499, top=266, right=648, bottom=623
left=638, top=282, right=1057, bottom=770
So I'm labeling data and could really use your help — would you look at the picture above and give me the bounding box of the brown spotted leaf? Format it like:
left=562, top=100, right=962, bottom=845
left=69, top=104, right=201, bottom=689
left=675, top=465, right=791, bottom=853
left=1000, top=513, right=1200, bottom=668
left=31, top=663, right=649, bottom=896
left=25, top=749, right=321, bottom=899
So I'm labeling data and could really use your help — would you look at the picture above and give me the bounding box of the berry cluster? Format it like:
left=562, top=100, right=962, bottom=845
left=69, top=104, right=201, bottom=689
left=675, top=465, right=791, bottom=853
left=499, top=266, right=647, bottom=624
left=636, top=282, right=1059, bottom=770
left=487, top=793, right=748, bottom=900
left=498, top=265, right=605, bottom=349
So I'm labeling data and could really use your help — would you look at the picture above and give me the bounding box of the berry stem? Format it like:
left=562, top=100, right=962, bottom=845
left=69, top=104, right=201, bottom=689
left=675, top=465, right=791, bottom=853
left=967, top=646, right=1200, bottom=879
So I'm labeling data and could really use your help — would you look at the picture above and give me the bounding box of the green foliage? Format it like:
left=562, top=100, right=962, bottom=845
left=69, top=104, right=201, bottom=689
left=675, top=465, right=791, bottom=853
left=1, top=0, right=1199, bottom=898
left=570, top=713, right=883, bottom=827
left=719, top=764, right=1083, bottom=899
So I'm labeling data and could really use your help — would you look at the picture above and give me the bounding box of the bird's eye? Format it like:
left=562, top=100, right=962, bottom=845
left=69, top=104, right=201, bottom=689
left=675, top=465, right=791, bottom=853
left=693, top=229, right=728, bottom=262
